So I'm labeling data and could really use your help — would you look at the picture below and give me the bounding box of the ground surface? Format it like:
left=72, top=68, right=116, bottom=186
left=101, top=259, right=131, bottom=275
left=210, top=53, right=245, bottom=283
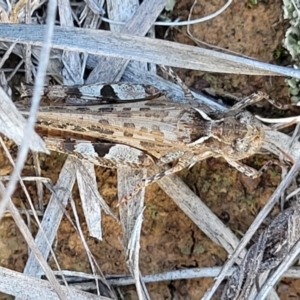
left=0, top=0, right=299, bottom=299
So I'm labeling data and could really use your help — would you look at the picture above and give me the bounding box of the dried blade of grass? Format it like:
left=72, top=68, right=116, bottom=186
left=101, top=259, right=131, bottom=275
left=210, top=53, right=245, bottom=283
left=0, top=266, right=112, bottom=300
left=76, top=161, right=102, bottom=240
left=0, top=0, right=56, bottom=223
left=32, top=151, right=44, bottom=211
left=24, top=43, right=32, bottom=82
left=0, top=87, right=47, bottom=152
left=264, top=130, right=300, bottom=161
left=106, top=0, right=148, bottom=74
left=0, top=182, right=66, bottom=299
left=2, top=24, right=300, bottom=78
left=83, top=0, right=104, bottom=16
left=24, top=0, right=32, bottom=83
left=118, top=165, right=148, bottom=298
left=86, top=0, right=165, bottom=83
left=0, top=71, right=12, bottom=96
left=80, top=3, right=102, bottom=71
left=126, top=208, right=150, bottom=300
left=22, top=157, right=76, bottom=277
left=76, top=159, right=117, bottom=239
left=81, top=0, right=104, bottom=27
left=58, top=0, right=83, bottom=85
left=203, top=157, right=300, bottom=300
left=69, top=195, right=116, bottom=299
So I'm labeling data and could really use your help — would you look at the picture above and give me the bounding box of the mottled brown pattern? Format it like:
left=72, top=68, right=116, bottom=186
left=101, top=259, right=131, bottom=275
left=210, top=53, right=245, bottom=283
left=20, top=82, right=163, bottom=102
left=145, top=111, right=169, bottom=118
left=140, top=126, right=148, bottom=133
left=98, top=119, right=110, bottom=125
left=116, top=112, right=133, bottom=118
left=124, top=122, right=136, bottom=129
left=31, top=92, right=270, bottom=185
left=139, top=141, right=157, bottom=149
left=124, top=131, right=133, bottom=137
left=87, top=126, right=114, bottom=135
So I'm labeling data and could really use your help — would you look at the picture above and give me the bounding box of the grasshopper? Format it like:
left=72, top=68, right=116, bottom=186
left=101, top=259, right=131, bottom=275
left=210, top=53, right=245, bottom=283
left=20, top=83, right=284, bottom=203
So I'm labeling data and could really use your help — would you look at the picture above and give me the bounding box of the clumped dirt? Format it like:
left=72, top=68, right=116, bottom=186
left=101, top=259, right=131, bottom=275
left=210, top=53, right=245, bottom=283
left=0, top=0, right=299, bottom=299
left=171, top=0, right=289, bottom=101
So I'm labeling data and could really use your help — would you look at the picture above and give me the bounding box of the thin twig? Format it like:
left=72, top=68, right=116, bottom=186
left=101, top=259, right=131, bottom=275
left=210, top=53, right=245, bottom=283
left=41, top=266, right=300, bottom=286
left=0, top=175, right=51, bottom=182
left=101, top=0, right=232, bottom=26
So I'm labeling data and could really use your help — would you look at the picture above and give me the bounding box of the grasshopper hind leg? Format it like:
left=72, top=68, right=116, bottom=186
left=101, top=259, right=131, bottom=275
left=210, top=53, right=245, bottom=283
left=156, top=150, right=186, bottom=166
left=118, top=151, right=195, bottom=205
left=226, top=159, right=287, bottom=178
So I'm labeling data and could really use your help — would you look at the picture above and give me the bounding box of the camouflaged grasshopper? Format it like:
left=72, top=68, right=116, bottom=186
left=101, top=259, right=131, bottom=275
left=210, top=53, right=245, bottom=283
left=20, top=82, right=280, bottom=203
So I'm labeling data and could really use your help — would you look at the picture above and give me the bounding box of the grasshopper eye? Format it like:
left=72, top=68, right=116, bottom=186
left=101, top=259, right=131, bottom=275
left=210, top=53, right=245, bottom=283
left=231, top=138, right=250, bottom=153
left=235, top=111, right=254, bottom=124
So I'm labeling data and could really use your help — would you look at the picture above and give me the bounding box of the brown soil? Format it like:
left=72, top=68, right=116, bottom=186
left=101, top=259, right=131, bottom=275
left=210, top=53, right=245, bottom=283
left=0, top=0, right=299, bottom=299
